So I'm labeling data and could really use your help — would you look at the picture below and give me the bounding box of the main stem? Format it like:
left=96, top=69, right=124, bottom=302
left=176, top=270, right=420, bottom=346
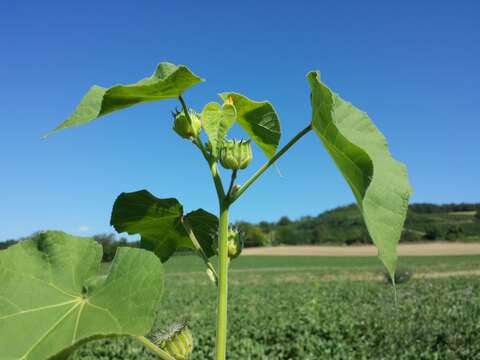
left=215, top=203, right=229, bottom=360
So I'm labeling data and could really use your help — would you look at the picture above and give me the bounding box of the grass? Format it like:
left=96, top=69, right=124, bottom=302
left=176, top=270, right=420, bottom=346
left=165, top=254, right=480, bottom=273
left=82, top=255, right=480, bottom=359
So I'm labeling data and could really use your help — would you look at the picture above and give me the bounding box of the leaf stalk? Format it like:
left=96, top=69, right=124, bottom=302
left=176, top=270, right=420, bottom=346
left=230, top=124, right=313, bottom=203
left=135, top=336, right=176, bottom=360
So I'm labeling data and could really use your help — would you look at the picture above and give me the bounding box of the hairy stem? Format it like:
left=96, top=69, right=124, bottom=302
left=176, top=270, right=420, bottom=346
left=226, top=170, right=238, bottom=200
left=182, top=217, right=218, bottom=285
left=178, top=95, right=192, bottom=126
left=215, top=204, right=229, bottom=360
left=194, top=139, right=226, bottom=199
left=136, top=336, right=176, bottom=360
left=177, top=96, right=225, bottom=199
left=230, top=124, right=313, bottom=203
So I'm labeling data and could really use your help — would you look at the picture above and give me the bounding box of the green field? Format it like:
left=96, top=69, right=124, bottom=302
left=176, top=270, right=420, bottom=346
left=75, top=255, right=480, bottom=359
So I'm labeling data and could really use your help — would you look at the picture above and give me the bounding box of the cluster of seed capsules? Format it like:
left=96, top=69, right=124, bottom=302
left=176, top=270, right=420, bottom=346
left=172, top=104, right=253, bottom=172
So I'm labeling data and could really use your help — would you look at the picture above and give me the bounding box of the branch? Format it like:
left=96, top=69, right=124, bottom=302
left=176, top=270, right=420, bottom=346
left=225, top=170, right=238, bottom=200
left=230, top=124, right=313, bottom=203
left=177, top=96, right=226, bottom=200
left=136, top=336, right=176, bottom=360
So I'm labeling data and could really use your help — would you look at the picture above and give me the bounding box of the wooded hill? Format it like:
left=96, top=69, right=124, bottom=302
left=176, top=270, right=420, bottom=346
left=2, top=204, right=479, bottom=257
left=235, top=203, right=480, bottom=247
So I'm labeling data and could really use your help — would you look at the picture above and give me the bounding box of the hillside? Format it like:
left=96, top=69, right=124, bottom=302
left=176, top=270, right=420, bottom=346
left=235, top=203, right=480, bottom=247
left=2, top=204, right=479, bottom=255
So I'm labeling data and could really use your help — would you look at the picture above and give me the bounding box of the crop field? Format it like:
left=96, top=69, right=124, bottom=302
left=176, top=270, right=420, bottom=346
left=73, top=255, right=480, bottom=359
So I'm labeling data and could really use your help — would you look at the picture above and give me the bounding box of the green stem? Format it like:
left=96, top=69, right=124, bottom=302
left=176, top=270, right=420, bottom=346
left=182, top=217, right=218, bottom=285
left=214, top=204, right=229, bottom=360
left=230, top=124, right=313, bottom=203
left=177, top=95, right=225, bottom=199
left=194, top=139, right=225, bottom=199
left=136, top=336, right=176, bottom=360
left=225, top=170, right=237, bottom=200
left=178, top=95, right=192, bottom=126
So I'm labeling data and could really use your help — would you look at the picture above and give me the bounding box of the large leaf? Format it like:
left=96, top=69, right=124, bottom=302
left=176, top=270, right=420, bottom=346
left=110, top=190, right=218, bottom=262
left=307, top=72, right=412, bottom=277
left=183, top=209, right=218, bottom=258
left=201, top=102, right=236, bottom=156
left=0, top=231, right=163, bottom=360
left=219, top=93, right=281, bottom=158
left=46, top=62, right=203, bottom=137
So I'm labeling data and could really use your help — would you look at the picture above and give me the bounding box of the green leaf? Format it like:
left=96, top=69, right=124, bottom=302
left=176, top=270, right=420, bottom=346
left=307, top=72, right=412, bottom=277
left=45, top=62, right=203, bottom=137
left=110, top=190, right=218, bottom=262
left=184, top=209, right=218, bottom=258
left=219, top=93, right=281, bottom=158
left=201, top=102, right=236, bottom=156
left=0, top=231, right=163, bottom=360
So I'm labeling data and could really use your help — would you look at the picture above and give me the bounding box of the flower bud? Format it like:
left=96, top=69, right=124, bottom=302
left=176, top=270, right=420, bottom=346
left=219, top=139, right=253, bottom=170
left=151, top=321, right=193, bottom=360
left=206, top=268, right=216, bottom=284
left=212, top=227, right=243, bottom=259
left=172, top=109, right=201, bottom=139
left=227, top=227, right=243, bottom=259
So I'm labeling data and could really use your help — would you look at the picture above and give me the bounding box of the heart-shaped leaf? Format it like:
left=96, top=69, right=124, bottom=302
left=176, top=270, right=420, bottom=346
left=201, top=102, right=237, bottom=156
left=46, top=62, right=203, bottom=137
left=0, top=231, right=163, bottom=360
left=307, top=72, right=412, bottom=278
left=110, top=190, right=218, bottom=262
left=219, top=93, right=281, bottom=158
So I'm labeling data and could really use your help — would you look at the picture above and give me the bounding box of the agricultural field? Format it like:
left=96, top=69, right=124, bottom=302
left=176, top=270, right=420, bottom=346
left=72, top=254, right=480, bottom=359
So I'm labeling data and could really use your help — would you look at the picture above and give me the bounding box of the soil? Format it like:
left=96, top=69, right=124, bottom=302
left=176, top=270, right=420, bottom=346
left=243, top=242, right=480, bottom=256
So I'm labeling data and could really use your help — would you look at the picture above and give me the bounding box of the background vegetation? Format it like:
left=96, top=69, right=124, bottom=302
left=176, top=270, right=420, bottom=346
left=68, top=255, right=480, bottom=359
left=2, top=203, right=480, bottom=259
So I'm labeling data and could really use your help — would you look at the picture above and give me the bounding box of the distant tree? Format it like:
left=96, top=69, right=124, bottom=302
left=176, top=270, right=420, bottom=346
left=445, top=225, right=464, bottom=241
left=313, top=224, right=333, bottom=244
left=275, top=226, right=297, bottom=245
left=277, top=216, right=292, bottom=226
left=344, top=228, right=370, bottom=245
left=423, top=226, right=442, bottom=241
left=0, top=239, right=18, bottom=250
left=401, top=230, right=421, bottom=243
left=258, top=221, right=272, bottom=233
left=93, top=233, right=117, bottom=262
left=236, top=222, right=269, bottom=247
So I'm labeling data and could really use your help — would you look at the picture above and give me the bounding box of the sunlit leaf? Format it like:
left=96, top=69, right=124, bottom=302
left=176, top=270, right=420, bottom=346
left=307, top=71, right=412, bottom=277
left=0, top=231, right=163, bottom=360
left=46, top=62, right=203, bottom=137
left=219, top=93, right=281, bottom=158
left=110, top=190, right=217, bottom=262
left=201, top=102, right=236, bottom=156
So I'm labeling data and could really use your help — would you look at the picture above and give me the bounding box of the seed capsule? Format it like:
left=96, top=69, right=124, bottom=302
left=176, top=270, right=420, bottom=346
left=219, top=139, right=253, bottom=170
left=227, top=227, right=243, bottom=259
left=151, top=321, right=193, bottom=360
left=172, top=109, right=201, bottom=139
left=212, top=227, right=243, bottom=260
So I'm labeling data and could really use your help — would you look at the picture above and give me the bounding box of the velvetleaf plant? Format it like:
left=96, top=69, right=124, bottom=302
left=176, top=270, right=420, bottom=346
left=0, top=62, right=412, bottom=360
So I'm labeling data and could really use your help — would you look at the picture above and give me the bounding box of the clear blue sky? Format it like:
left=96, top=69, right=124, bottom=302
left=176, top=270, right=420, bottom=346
left=1, top=1, right=479, bottom=240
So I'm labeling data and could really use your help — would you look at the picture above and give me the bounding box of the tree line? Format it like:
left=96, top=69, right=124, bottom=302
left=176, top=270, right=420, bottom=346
left=2, top=203, right=480, bottom=258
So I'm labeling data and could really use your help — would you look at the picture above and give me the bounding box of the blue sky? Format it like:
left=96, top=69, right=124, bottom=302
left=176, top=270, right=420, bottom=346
left=1, top=1, right=479, bottom=240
